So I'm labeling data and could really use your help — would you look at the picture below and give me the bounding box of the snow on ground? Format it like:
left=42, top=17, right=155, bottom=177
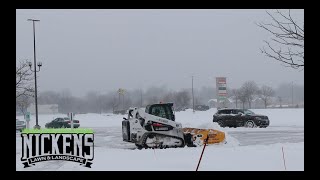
left=17, top=142, right=303, bottom=171
left=16, top=108, right=304, bottom=171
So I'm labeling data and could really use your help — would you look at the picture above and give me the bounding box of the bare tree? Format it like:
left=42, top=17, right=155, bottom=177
left=259, top=85, right=275, bottom=108
left=111, top=95, right=119, bottom=113
left=238, top=88, right=247, bottom=109
left=194, top=97, right=199, bottom=105
left=161, top=90, right=191, bottom=109
left=241, top=81, right=259, bottom=109
left=278, top=96, right=283, bottom=108
left=58, top=89, right=74, bottom=113
left=146, top=96, right=159, bottom=105
left=163, top=92, right=175, bottom=103
left=38, top=91, right=60, bottom=105
left=231, top=89, right=241, bottom=108
left=144, top=86, right=169, bottom=105
left=16, top=60, right=34, bottom=98
left=257, top=10, right=304, bottom=70
left=84, top=91, right=102, bottom=113
left=16, top=95, right=32, bottom=116
left=123, top=95, right=132, bottom=110
left=175, top=90, right=191, bottom=108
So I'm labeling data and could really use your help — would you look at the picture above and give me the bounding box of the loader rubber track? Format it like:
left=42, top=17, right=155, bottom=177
left=139, top=132, right=185, bottom=149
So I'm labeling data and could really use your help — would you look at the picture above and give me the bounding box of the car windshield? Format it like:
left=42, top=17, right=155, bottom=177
left=244, top=110, right=255, bottom=115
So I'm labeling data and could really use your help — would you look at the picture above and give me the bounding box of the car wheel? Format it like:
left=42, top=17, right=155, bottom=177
left=218, top=120, right=225, bottom=127
left=245, top=120, right=256, bottom=128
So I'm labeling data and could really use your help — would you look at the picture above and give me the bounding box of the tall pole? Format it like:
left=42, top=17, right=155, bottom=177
left=292, top=81, right=294, bottom=108
left=100, top=92, right=102, bottom=114
left=118, top=90, right=121, bottom=111
left=192, top=76, right=195, bottom=112
left=140, top=89, right=143, bottom=107
left=122, top=93, right=125, bottom=110
left=28, top=19, right=41, bottom=129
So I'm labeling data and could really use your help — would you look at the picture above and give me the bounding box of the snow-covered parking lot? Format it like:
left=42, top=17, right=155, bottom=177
left=16, top=108, right=304, bottom=171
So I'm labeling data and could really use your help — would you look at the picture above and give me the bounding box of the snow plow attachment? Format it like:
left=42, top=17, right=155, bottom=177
left=183, top=128, right=226, bottom=146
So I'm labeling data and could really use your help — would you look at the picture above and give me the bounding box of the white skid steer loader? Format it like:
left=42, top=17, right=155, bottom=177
left=122, top=102, right=225, bottom=149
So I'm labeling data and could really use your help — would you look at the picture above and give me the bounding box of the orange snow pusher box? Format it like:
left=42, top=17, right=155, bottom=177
left=183, top=128, right=226, bottom=146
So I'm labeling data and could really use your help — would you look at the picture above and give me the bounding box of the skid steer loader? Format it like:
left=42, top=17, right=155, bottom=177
left=122, top=102, right=225, bottom=149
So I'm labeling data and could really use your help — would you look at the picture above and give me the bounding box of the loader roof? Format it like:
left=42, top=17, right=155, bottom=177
left=149, top=102, right=174, bottom=106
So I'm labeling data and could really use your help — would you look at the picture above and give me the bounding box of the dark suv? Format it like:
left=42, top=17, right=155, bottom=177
left=213, top=108, right=269, bottom=128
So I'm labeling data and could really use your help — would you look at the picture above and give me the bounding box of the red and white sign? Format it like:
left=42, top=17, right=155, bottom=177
left=216, top=77, right=227, bottom=97
left=217, top=78, right=226, bottom=84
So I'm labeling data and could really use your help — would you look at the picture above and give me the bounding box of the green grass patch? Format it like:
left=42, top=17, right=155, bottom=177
left=21, top=128, right=94, bottom=134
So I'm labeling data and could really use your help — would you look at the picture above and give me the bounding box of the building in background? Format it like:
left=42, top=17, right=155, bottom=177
left=208, top=99, right=217, bottom=108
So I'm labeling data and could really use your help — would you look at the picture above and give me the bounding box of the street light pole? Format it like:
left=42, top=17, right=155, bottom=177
left=192, top=76, right=195, bottom=112
left=140, top=89, right=143, bottom=108
left=122, top=92, right=125, bottom=110
left=99, top=92, right=102, bottom=114
left=27, top=19, right=41, bottom=129
left=118, top=89, right=121, bottom=111
left=292, top=81, right=294, bottom=108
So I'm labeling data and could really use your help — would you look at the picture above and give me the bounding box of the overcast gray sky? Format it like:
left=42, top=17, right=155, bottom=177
left=16, top=9, right=304, bottom=97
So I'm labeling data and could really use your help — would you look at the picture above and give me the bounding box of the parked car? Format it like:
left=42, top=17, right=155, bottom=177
left=16, top=119, right=26, bottom=131
left=45, top=117, right=80, bottom=128
left=213, top=108, right=270, bottom=128
left=175, top=106, right=188, bottom=112
left=195, top=105, right=210, bottom=111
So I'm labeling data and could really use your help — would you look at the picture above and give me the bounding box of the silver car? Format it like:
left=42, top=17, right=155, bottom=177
left=16, top=119, right=26, bottom=131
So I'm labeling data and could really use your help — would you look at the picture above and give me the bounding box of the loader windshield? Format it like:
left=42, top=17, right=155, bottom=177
left=151, top=106, right=166, bottom=118
left=147, top=104, right=175, bottom=121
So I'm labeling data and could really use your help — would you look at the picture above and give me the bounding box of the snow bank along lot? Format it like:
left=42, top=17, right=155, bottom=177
left=16, top=108, right=304, bottom=171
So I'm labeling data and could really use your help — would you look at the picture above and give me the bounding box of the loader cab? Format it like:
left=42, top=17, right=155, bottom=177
left=145, top=103, right=175, bottom=121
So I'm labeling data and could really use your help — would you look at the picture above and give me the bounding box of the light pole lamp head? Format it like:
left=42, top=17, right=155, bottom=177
left=37, top=62, right=42, bottom=71
left=27, top=19, right=40, bottom=22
